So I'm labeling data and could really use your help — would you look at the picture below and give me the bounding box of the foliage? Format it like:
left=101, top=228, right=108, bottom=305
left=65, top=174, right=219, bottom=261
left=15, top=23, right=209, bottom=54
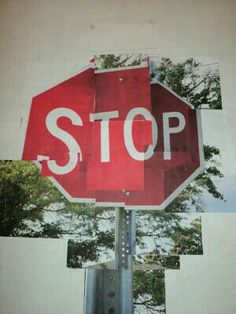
left=0, top=160, right=63, bottom=236
left=67, top=230, right=114, bottom=268
left=0, top=160, right=115, bottom=264
left=170, top=217, right=203, bottom=255
left=135, top=213, right=203, bottom=272
left=133, top=214, right=202, bottom=313
left=136, top=255, right=180, bottom=270
left=0, top=161, right=114, bottom=240
left=95, top=54, right=144, bottom=69
left=152, top=58, right=222, bottom=109
left=134, top=270, right=166, bottom=314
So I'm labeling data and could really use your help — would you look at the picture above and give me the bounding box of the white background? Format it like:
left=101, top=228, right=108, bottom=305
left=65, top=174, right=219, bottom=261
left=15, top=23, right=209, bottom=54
left=0, top=237, right=85, bottom=314
left=0, top=0, right=236, bottom=313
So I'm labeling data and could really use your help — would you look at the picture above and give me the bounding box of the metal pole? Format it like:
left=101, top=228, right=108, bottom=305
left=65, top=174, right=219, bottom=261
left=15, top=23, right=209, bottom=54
left=84, top=207, right=136, bottom=314
left=115, top=207, right=136, bottom=270
left=115, top=207, right=136, bottom=314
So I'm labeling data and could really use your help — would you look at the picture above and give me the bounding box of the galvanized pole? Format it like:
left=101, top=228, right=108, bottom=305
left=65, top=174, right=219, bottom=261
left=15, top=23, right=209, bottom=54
left=84, top=207, right=136, bottom=314
left=115, top=207, right=136, bottom=270
left=115, top=207, right=136, bottom=313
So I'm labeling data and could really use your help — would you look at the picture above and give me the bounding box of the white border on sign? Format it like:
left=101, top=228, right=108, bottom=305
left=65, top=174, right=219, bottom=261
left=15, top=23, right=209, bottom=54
left=31, top=67, right=204, bottom=210
left=151, top=81, right=195, bottom=109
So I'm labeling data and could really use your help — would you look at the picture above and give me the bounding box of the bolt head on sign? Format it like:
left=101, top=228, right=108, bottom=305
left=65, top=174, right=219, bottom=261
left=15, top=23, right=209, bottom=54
left=22, top=61, right=204, bottom=210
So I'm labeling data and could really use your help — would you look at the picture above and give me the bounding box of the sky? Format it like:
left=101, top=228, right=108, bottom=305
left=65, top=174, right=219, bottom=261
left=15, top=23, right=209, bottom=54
left=201, top=109, right=236, bottom=212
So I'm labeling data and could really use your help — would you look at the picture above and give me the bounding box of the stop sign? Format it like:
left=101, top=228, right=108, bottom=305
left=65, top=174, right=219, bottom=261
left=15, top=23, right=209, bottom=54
left=22, top=64, right=204, bottom=210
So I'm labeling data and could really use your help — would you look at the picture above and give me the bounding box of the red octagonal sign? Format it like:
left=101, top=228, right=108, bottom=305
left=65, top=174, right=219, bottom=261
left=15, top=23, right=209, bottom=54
left=22, top=64, right=204, bottom=210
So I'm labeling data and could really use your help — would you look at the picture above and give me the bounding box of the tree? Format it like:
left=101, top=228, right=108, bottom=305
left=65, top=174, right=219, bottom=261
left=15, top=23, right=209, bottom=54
left=0, top=160, right=63, bottom=237
left=134, top=270, right=165, bottom=314
left=0, top=160, right=116, bottom=264
left=151, top=57, right=222, bottom=109
left=133, top=214, right=203, bottom=313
